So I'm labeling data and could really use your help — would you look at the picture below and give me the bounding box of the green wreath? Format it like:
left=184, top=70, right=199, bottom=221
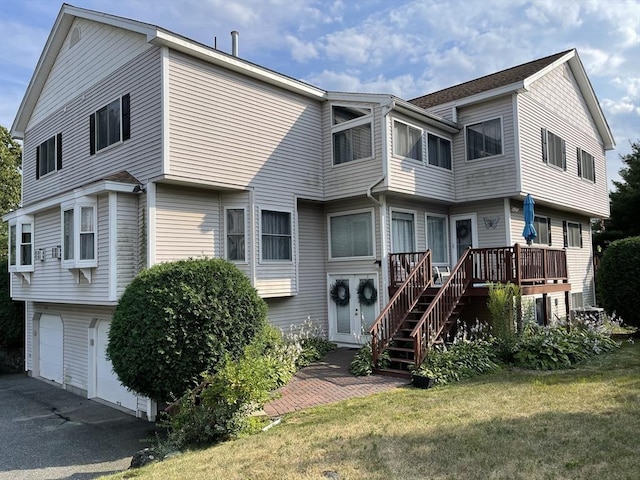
left=357, top=279, right=378, bottom=306
left=330, top=280, right=350, bottom=306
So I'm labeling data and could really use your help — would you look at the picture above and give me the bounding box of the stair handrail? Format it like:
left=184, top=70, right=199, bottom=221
left=410, top=248, right=473, bottom=366
left=370, top=250, right=432, bottom=365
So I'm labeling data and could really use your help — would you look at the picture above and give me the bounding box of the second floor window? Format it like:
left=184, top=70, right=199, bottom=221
left=90, top=94, right=130, bottom=154
left=577, top=148, right=595, bottom=182
left=36, top=133, right=62, bottom=178
left=261, top=210, right=292, bottom=261
left=466, top=118, right=502, bottom=160
left=541, top=128, right=566, bottom=170
left=428, top=133, right=452, bottom=170
left=332, top=105, right=373, bottom=165
left=532, top=215, right=551, bottom=245
left=393, top=121, right=422, bottom=161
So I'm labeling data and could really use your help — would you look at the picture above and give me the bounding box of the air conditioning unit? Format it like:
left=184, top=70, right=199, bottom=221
left=51, top=246, right=62, bottom=259
left=36, top=249, right=46, bottom=261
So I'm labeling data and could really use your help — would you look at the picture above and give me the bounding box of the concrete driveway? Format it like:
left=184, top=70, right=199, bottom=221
left=0, top=374, right=156, bottom=480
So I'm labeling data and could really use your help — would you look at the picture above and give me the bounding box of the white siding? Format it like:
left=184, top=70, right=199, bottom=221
left=518, top=64, right=609, bottom=217
left=30, top=18, right=153, bottom=128
left=426, top=103, right=455, bottom=122
left=23, top=47, right=163, bottom=206
left=387, top=111, right=455, bottom=201
left=116, top=193, right=140, bottom=297
left=453, top=96, right=518, bottom=202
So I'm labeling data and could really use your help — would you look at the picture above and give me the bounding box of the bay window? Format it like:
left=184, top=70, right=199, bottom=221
left=393, top=121, right=422, bottom=161
left=332, top=105, right=373, bottom=165
left=226, top=208, right=246, bottom=262
left=61, top=197, right=97, bottom=267
left=8, top=216, right=34, bottom=272
left=428, top=133, right=452, bottom=169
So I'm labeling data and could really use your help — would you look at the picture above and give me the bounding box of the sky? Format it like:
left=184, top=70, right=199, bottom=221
left=0, top=0, right=638, bottom=191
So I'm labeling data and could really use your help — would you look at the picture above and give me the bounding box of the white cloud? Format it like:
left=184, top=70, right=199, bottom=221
left=601, top=97, right=638, bottom=115
left=612, top=77, right=640, bottom=99
left=286, top=35, right=318, bottom=62
left=578, top=47, right=626, bottom=76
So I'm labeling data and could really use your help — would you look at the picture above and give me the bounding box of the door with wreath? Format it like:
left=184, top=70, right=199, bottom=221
left=328, top=274, right=379, bottom=345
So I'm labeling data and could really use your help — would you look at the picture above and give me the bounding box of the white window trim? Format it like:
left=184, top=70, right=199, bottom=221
left=464, top=116, right=504, bottom=162
left=578, top=148, right=596, bottom=183
left=542, top=128, right=566, bottom=171
left=331, top=104, right=375, bottom=166
left=94, top=96, right=123, bottom=154
left=426, top=131, right=453, bottom=171
left=38, top=134, right=59, bottom=179
left=8, top=215, right=35, bottom=273
left=328, top=208, right=376, bottom=261
left=224, top=206, right=248, bottom=264
left=61, top=196, right=98, bottom=269
left=259, top=206, right=294, bottom=264
left=392, top=119, right=424, bottom=163
left=389, top=208, right=418, bottom=253
left=532, top=215, right=551, bottom=246
left=425, top=212, right=449, bottom=265
left=566, top=221, right=582, bottom=249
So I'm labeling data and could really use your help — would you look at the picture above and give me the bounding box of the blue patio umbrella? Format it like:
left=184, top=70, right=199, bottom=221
left=522, top=194, right=537, bottom=245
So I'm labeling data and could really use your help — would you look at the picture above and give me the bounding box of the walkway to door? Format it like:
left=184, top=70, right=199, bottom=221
left=263, top=348, right=409, bottom=416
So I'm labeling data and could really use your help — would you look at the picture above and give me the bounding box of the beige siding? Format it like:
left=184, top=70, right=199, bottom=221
left=387, top=112, right=455, bottom=201
left=323, top=102, right=384, bottom=201
left=426, top=103, right=455, bottom=122
left=265, top=201, right=327, bottom=331
left=220, top=191, right=251, bottom=280
left=451, top=199, right=508, bottom=249
left=385, top=196, right=450, bottom=254
left=155, top=184, right=220, bottom=262
left=23, top=47, right=163, bottom=206
left=116, top=193, right=140, bottom=298
left=167, top=52, right=323, bottom=201
left=454, top=96, right=518, bottom=202
left=517, top=65, right=609, bottom=217
left=30, top=18, right=152, bottom=128
left=26, top=302, right=34, bottom=371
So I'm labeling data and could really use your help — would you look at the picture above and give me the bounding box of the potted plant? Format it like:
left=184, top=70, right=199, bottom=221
left=410, top=365, right=442, bottom=389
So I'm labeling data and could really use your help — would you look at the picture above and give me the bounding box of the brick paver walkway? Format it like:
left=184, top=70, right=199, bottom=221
left=263, top=348, right=409, bottom=416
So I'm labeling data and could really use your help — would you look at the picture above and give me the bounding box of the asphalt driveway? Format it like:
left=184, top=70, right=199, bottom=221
left=0, top=374, right=156, bottom=480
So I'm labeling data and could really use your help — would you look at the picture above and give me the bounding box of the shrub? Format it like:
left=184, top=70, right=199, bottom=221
left=597, top=236, right=640, bottom=328
left=0, top=259, right=24, bottom=348
left=283, top=317, right=336, bottom=367
left=108, top=258, right=267, bottom=402
left=350, top=343, right=390, bottom=376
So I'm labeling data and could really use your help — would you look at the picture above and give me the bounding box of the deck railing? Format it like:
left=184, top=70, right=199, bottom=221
left=370, top=251, right=432, bottom=365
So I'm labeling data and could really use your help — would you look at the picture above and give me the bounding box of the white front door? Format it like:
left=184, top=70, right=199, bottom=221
left=450, top=214, right=478, bottom=261
left=95, top=321, right=138, bottom=411
left=39, top=314, right=64, bottom=384
left=328, top=274, right=379, bottom=345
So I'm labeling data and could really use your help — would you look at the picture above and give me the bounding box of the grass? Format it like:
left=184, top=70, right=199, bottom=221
left=107, top=340, right=640, bottom=480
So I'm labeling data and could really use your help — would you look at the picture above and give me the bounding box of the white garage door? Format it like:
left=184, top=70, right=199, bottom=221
left=96, top=321, right=138, bottom=411
left=39, top=314, right=64, bottom=384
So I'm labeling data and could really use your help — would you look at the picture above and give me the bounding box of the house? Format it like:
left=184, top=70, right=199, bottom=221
left=4, top=4, right=614, bottom=418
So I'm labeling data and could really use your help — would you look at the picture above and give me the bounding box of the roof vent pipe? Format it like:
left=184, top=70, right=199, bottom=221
left=231, top=31, right=239, bottom=57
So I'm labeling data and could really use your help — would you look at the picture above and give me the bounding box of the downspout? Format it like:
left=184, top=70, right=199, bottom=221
left=249, top=186, right=256, bottom=287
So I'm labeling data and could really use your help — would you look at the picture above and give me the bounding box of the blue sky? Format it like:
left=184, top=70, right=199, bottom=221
left=1, top=0, right=638, bottom=190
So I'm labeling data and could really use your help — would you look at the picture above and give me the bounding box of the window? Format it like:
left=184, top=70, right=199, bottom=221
left=563, top=221, right=582, bottom=248
left=61, top=198, right=97, bottom=267
left=577, top=148, right=595, bottom=182
left=541, top=128, right=566, bottom=169
left=466, top=118, right=502, bottom=160
left=90, top=94, right=130, bottom=154
left=571, top=292, right=584, bottom=309
left=261, top=210, right=292, bottom=261
left=393, top=121, right=422, bottom=161
left=428, top=133, right=452, bottom=169
left=532, top=215, right=551, bottom=246
left=36, top=134, right=62, bottom=178
left=329, top=211, right=374, bottom=259
left=426, top=215, right=448, bottom=264
left=332, top=105, right=373, bottom=165
left=391, top=211, right=415, bottom=253
left=226, top=208, right=246, bottom=262
left=8, top=216, right=34, bottom=272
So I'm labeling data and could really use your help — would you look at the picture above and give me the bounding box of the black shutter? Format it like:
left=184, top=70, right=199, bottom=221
left=592, top=155, right=596, bottom=183
left=547, top=217, right=552, bottom=245
left=561, top=138, right=566, bottom=170
left=579, top=223, right=583, bottom=248
left=577, top=148, right=582, bottom=177
left=562, top=220, right=568, bottom=248
left=541, top=128, right=547, bottom=163
left=89, top=113, right=96, bottom=155
left=36, top=145, right=40, bottom=180
left=122, top=93, right=130, bottom=141
left=56, top=133, right=62, bottom=171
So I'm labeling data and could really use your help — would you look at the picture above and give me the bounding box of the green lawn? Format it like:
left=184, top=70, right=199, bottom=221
left=109, top=340, right=640, bottom=480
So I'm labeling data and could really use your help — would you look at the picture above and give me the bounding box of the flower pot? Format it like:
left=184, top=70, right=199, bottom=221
left=412, top=374, right=434, bottom=389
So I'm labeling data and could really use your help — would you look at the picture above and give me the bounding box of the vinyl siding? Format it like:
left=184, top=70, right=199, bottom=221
left=167, top=51, right=323, bottom=201
left=387, top=112, right=455, bottom=201
left=155, top=184, right=220, bottom=262
left=517, top=64, right=609, bottom=217
left=265, top=201, right=327, bottom=331
left=30, top=18, right=153, bottom=128
left=23, top=47, right=163, bottom=206
left=385, top=196, right=450, bottom=254
left=10, top=195, right=111, bottom=303
left=450, top=199, right=508, bottom=249
left=323, top=102, right=384, bottom=201
left=425, top=103, right=455, bottom=122
left=454, top=96, right=518, bottom=202
left=220, top=191, right=251, bottom=280
left=116, top=193, right=140, bottom=298
left=25, top=301, right=35, bottom=371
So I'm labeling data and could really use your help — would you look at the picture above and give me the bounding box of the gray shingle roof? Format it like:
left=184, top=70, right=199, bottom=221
left=409, top=49, right=573, bottom=109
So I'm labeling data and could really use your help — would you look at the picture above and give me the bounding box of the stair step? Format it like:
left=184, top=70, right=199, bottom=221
left=388, top=346, right=414, bottom=353
left=373, top=368, right=412, bottom=379
left=388, top=357, right=415, bottom=365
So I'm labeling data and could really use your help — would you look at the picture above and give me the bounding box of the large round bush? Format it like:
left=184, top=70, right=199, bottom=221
left=597, top=236, right=640, bottom=328
left=107, top=258, right=268, bottom=402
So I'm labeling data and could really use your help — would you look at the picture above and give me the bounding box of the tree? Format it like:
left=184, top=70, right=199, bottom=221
left=593, top=141, right=640, bottom=251
left=0, top=125, right=22, bottom=258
